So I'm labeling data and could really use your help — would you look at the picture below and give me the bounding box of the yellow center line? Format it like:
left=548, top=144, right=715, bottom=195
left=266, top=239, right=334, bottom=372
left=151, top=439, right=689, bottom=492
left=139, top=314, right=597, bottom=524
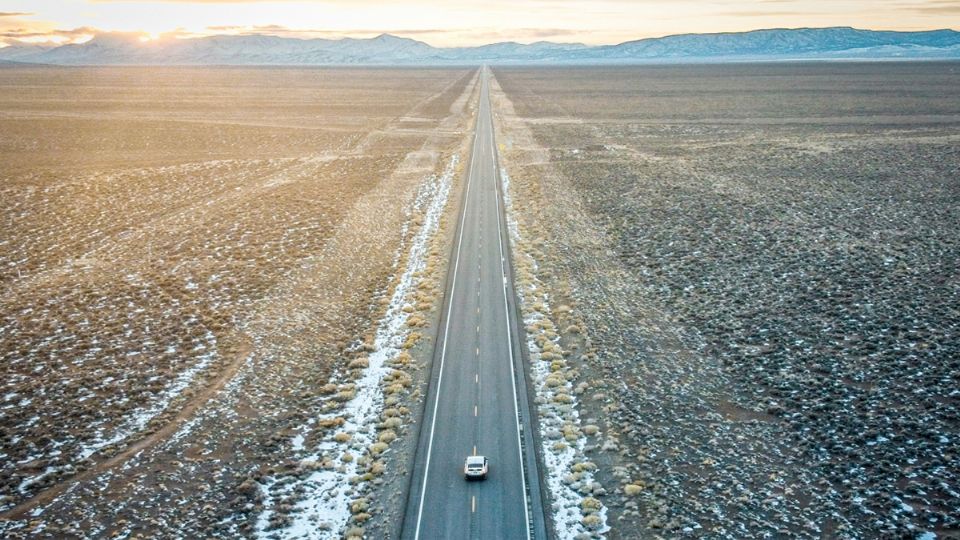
left=473, top=445, right=477, bottom=455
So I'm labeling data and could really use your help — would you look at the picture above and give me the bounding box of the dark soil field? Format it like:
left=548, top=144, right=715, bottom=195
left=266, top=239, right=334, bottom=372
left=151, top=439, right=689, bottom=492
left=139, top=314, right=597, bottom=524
left=0, top=66, right=476, bottom=537
left=491, top=62, right=960, bottom=538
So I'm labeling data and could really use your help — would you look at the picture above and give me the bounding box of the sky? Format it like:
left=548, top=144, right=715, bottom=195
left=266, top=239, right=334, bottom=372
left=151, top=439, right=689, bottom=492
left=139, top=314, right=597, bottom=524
left=1, top=0, right=958, bottom=47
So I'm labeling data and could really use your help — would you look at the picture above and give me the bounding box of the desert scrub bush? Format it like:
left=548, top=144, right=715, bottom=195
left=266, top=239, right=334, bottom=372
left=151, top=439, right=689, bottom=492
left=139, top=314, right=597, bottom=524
left=582, top=514, right=603, bottom=530
left=540, top=351, right=562, bottom=362
left=381, top=417, right=403, bottom=430
left=386, top=369, right=412, bottom=385
left=348, top=357, right=369, bottom=369
left=334, top=389, right=357, bottom=402
left=318, top=417, right=345, bottom=429
left=581, top=497, right=602, bottom=514
left=369, top=442, right=389, bottom=455
left=391, top=352, right=412, bottom=366
left=545, top=373, right=566, bottom=386
left=402, top=332, right=422, bottom=349
left=563, top=425, right=580, bottom=442
left=341, top=452, right=354, bottom=463
left=378, top=430, right=397, bottom=444
left=384, top=383, right=405, bottom=395
left=582, top=424, right=600, bottom=436
left=350, top=498, right=368, bottom=514
left=334, top=432, right=352, bottom=443
left=572, top=461, right=597, bottom=473
left=624, top=483, right=643, bottom=496
left=345, top=527, right=364, bottom=540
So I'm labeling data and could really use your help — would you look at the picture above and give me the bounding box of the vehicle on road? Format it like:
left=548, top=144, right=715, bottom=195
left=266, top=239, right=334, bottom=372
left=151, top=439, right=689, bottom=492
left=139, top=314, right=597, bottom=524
left=464, top=456, right=489, bottom=481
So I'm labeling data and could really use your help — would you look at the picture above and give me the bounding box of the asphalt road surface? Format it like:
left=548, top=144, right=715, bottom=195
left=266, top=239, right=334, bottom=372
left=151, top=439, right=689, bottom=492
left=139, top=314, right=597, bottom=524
left=401, top=68, right=548, bottom=540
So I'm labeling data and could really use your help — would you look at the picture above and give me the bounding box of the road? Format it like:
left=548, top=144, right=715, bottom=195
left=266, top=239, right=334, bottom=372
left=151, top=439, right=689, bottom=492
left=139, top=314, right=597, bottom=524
left=401, top=68, right=548, bottom=540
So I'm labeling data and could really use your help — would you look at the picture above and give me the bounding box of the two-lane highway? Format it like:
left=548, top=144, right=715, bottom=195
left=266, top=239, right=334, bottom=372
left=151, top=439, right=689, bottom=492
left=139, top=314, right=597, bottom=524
left=402, top=68, right=547, bottom=540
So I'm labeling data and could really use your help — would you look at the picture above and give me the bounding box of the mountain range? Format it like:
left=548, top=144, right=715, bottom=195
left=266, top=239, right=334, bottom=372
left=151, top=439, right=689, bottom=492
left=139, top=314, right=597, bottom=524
left=1, top=27, right=959, bottom=66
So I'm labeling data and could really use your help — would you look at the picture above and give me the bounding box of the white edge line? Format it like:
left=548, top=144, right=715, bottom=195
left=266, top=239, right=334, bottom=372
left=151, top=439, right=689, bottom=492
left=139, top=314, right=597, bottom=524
left=488, top=68, right=534, bottom=540
left=413, top=67, right=482, bottom=540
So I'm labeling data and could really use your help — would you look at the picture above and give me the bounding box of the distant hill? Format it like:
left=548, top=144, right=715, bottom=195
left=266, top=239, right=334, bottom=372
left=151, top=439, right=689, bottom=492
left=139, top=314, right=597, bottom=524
left=1, top=27, right=958, bottom=66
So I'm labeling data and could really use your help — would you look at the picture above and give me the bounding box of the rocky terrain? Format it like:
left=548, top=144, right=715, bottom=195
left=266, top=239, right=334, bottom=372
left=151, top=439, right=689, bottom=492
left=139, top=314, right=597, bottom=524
left=0, top=66, right=477, bottom=537
left=491, top=63, right=960, bottom=538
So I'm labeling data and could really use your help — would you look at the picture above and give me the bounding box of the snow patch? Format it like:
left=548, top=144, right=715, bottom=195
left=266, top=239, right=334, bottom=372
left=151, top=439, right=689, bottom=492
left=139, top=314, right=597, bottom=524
left=501, top=167, right=609, bottom=538
left=77, top=331, right=218, bottom=460
left=254, top=155, right=458, bottom=539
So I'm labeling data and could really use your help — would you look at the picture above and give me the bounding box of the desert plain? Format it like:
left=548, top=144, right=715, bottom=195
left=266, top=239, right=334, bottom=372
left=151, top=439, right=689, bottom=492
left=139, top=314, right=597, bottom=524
left=492, top=62, right=959, bottom=538
left=0, top=61, right=958, bottom=539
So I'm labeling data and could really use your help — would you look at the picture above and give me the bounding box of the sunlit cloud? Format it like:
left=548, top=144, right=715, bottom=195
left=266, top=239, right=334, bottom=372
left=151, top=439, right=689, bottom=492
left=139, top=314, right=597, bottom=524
left=904, top=0, right=960, bottom=14
left=0, top=0, right=957, bottom=47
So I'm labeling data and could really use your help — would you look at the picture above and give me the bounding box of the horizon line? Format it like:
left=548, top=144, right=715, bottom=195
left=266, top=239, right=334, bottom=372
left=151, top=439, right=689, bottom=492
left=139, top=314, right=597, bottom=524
left=2, top=24, right=959, bottom=50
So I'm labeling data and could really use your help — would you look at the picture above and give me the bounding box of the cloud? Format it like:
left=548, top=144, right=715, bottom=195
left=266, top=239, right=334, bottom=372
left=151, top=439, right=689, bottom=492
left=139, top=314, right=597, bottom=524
left=198, top=23, right=583, bottom=44
left=716, top=10, right=816, bottom=17
left=0, top=26, right=99, bottom=45
left=0, top=12, right=34, bottom=17
left=462, top=27, right=582, bottom=40
left=901, top=0, right=960, bottom=14
left=92, top=0, right=328, bottom=3
left=206, top=23, right=427, bottom=37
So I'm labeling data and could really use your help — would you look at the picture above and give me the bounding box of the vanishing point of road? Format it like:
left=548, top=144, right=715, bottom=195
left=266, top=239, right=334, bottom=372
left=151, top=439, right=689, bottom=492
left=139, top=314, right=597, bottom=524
left=401, top=68, right=548, bottom=540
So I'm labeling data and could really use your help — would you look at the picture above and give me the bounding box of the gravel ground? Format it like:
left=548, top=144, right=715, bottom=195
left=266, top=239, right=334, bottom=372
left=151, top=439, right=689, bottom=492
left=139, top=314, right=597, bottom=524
left=492, top=63, right=960, bottom=538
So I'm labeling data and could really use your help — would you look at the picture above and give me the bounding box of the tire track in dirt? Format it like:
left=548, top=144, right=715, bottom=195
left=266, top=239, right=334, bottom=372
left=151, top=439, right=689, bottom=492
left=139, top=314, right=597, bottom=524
left=1, top=334, right=253, bottom=521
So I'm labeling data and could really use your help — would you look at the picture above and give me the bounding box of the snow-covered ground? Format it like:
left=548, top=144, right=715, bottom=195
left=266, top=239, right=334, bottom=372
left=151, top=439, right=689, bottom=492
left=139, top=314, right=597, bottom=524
left=8, top=329, right=219, bottom=510
left=501, top=168, right=609, bottom=539
left=78, top=330, right=218, bottom=461
left=254, top=155, right=458, bottom=539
